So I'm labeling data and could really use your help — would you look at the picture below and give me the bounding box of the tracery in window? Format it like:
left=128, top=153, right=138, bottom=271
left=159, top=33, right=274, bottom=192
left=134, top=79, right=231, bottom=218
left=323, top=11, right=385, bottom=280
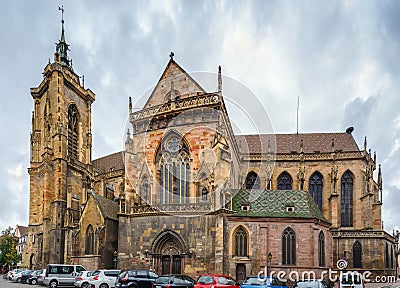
left=278, top=172, right=292, bottom=190
left=158, top=134, right=190, bottom=204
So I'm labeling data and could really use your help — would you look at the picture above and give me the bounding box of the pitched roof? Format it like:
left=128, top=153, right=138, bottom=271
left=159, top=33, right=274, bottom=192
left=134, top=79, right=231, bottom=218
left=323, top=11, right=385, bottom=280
left=91, top=192, right=119, bottom=221
left=92, top=151, right=124, bottom=174
left=230, top=189, right=329, bottom=223
left=143, top=59, right=206, bottom=109
left=15, top=225, right=28, bottom=237
left=235, top=132, right=359, bottom=154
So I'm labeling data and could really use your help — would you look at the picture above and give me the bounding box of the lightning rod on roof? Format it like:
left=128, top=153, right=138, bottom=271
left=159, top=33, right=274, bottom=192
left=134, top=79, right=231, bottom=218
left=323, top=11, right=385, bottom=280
left=296, top=95, right=300, bottom=134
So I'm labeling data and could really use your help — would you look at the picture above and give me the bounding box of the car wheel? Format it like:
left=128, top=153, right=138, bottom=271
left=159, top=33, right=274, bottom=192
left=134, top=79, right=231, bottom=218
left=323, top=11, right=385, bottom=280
left=50, top=280, right=58, bottom=288
left=99, top=284, right=109, bottom=288
left=17, top=277, right=21, bottom=282
left=82, top=282, right=89, bottom=288
left=31, top=278, right=37, bottom=285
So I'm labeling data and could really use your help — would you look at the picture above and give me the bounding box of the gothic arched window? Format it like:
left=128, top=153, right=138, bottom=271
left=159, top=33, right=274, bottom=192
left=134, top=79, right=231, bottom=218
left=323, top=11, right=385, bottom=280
left=282, top=227, right=296, bottom=265
left=140, top=175, right=150, bottom=203
left=234, top=226, right=248, bottom=257
left=318, top=231, right=325, bottom=267
left=278, top=172, right=293, bottom=190
left=85, top=225, right=94, bottom=255
left=68, top=104, right=79, bottom=159
left=353, top=241, right=362, bottom=268
left=309, top=171, right=323, bottom=211
left=159, top=136, right=190, bottom=204
left=341, top=170, right=354, bottom=227
left=245, top=171, right=260, bottom=189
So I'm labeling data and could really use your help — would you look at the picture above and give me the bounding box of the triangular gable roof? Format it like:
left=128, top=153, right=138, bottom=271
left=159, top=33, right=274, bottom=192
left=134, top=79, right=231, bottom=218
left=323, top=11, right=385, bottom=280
left=230, top=189, right=329, bottom=223
left=143, top=59, right=206, bottom=109
left=235, top=132, right=359, bottom=155
left=90, top=192, right=119, bottom=221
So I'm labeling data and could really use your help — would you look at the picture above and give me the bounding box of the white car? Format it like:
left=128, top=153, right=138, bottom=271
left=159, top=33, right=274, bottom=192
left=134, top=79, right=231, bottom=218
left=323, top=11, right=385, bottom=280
left=75, top=270, right=94, bottom=288
left=11, top=269, right=26, bottom=282
left=89, top=269, right=120, bottom=288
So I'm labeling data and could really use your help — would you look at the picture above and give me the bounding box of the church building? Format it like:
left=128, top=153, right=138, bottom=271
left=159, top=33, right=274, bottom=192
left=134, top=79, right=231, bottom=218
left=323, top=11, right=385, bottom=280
left=23, top=14, right=396, bottom=281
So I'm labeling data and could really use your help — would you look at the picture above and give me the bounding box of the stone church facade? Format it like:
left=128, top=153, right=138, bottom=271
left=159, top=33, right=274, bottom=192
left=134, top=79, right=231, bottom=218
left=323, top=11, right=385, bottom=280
left=23, top=18, right=395, bottom=280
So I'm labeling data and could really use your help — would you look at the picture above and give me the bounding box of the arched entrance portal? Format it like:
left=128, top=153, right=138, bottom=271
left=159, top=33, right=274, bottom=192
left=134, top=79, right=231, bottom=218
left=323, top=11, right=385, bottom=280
left=151, top=230, right=187, bottom=275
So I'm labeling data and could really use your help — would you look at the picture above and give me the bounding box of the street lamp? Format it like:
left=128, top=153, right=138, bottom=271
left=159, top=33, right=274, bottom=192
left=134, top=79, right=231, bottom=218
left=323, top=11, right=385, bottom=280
left=113, top=251, right=118, bottom=269
left=268, top=253, right=272, bottom=276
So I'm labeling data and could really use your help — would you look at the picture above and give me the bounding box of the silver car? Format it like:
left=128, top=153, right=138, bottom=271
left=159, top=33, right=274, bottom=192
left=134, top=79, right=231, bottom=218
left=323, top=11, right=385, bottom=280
left=75, top=270, right=93, bottom=288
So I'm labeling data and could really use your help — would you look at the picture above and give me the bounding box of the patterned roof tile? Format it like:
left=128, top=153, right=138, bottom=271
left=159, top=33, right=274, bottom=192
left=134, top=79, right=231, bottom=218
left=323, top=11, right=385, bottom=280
left=230, top=189, right=329, bottom=223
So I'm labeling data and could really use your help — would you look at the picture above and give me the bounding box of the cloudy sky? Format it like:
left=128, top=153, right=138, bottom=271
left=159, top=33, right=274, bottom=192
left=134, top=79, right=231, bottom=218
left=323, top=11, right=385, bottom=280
left=1, top=1, right=399, bottom=235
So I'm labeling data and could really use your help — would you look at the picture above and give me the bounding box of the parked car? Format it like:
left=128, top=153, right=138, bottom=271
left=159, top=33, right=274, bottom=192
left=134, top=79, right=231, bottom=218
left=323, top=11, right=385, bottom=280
left=11, top=269, right=27, bottom=282
left=7, top=268, right=24, bottom=281
left=88, top=269, right=120, bottom=288
left=36, top=269, right=46, bottom=285
left=115, top=270, right=159, bottom=288
left=154, top=274, right=196, bottom=288
left=241, top=276, right=288, bottom=288
left=27, top=269, right=43, bottom=285
left=75, top=270, right=93, bottom=288
left=194, top=274, right=240, bottom=288
left=293, top=279, right=330, bottom=288
left=21, top=270, right=33, bottom=283
left=43, top=264, right=86, bottom=288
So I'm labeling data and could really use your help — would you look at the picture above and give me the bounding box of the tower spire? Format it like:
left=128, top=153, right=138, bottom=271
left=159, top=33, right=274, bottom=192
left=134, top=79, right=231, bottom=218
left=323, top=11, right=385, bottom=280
left=56, top=6, right=70, bottom=67
left=218, top=65, right=222, bottom=95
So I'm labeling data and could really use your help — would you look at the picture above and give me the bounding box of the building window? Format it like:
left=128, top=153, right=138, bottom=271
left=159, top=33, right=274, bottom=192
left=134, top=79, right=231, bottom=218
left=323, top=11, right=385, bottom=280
left=309, top=171, right=323, bottom=211
left=140, top=175, right=150, bottom=203
left=353, top=241, right=362, bottom=268
left=245, top=171, right=260, bottom=189
left=341, top=170, right=354, bottom=227
left=201, top=187, right=208, bottom=200
left=67, top=104, right=79, bottom=159
left=158, top=135, right=190, bottom=204
left=85, top=225, right=95, bottom=255
left=278, top=172, right=292, bottom=190
left=234, top=226, right=248, bottom=257
left=385, top=243, right=390, bottom=269
left=318, top=231, right=325, bottom=267
left=282, top=227, right=296, bottom=265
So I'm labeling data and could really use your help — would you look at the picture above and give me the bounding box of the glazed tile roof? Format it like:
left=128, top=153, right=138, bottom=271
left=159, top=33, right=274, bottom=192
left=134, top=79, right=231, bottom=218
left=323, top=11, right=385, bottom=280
left=230, top=189, right=329, bottom=223
left=92, top=151, right=124, bottom=174
left=91, top=192, right=119, bottom=221
left=235, top=132, right=359, bottom=154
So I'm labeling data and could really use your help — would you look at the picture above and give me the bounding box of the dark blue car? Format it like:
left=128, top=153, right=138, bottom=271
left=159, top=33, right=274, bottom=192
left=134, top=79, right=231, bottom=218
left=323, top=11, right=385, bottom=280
left=240, top=276, right=288, bottom=288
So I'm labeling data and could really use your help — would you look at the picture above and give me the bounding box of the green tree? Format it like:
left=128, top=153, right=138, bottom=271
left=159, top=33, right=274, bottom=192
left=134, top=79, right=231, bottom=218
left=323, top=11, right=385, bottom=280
left=0, top=227, right=20, bottom=267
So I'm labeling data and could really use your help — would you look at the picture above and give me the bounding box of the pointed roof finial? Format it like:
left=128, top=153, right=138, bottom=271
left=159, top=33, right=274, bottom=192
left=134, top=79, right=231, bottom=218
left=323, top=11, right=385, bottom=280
left=56, top=6, right=70, bottom=67
left=129, top=97, right=132, bottom=113
left=218, top=65, right=222, bottom=94
left=169, top=52, right=174, bottom=60
left=364, top=136, right=367, bottom=151
left=378, top=164, right=382, bottom=189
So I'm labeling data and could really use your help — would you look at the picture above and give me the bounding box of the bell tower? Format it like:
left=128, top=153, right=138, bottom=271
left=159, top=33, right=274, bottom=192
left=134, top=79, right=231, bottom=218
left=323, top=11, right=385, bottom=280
left=24, top=7, right=95, bottom=268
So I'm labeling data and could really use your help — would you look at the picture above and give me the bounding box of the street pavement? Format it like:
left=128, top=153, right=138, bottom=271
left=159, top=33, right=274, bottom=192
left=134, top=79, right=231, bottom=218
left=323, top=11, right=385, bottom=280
left=0, top=277, right=44, bottom=288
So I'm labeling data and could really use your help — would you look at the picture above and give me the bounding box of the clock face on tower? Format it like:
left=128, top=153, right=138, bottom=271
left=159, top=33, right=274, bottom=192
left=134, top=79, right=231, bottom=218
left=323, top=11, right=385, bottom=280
left=166, top=138, right=180, bottom=153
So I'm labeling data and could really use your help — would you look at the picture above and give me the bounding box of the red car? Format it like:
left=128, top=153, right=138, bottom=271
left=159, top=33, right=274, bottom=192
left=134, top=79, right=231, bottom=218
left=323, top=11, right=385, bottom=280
left=195, top=274, right=240, bottom=288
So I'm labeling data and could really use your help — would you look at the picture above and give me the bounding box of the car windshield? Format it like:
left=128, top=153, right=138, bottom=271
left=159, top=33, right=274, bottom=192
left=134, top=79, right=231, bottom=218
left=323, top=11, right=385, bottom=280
left=243, top=277, right=264, bottom=285
left=198, top=276, right=215, bottom=284
left=156, top=276, right=170, bottom=284
left=92, top=271, right=101, bottom=276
